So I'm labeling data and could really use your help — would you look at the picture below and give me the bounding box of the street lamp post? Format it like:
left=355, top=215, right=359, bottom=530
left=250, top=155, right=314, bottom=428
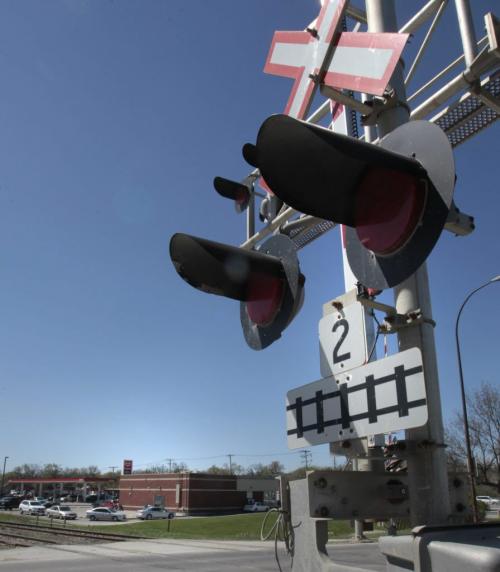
left=0, top=456, right=9, bottom=495
left=455, top=275, right=500, bottom=523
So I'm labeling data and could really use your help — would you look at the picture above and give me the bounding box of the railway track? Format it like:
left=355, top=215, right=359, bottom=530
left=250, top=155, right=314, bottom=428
left=0, top=521, right=146, bottom=548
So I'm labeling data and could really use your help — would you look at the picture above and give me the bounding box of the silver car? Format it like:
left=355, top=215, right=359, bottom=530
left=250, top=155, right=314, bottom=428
left=136, top=506, right=175, bottom=520
left=19, top=500, right=46, bottom=515
left=46, top=505, right=77, bottom=520
left=86, top=507, right=127, bottom=521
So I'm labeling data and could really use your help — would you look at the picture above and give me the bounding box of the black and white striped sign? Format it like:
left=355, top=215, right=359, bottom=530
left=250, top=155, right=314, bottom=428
left=286, top=348, right=427, bottom=449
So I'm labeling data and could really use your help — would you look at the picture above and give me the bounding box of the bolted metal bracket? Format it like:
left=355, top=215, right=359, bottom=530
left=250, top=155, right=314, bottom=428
left=444, top=202, right=475, bottom=236
left=381, top=308, right=436, bottom=334
left=308, top=470, right=410, bottom=520
left=361, top=92, right=411, bottom=126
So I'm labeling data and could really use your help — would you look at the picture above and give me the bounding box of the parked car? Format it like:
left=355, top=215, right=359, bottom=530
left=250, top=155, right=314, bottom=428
left=476, top=496, right=500, bottom=506
left=19, top=500, right=46, bottom=515
left=35, top=497, right=55, bottom=508
left=86, top=507, right=127, bottom=522
left=60, top=494, right=79, bottom=502
left=136, top=506, right=175, bottom=520
left=46, top=505, right=78, bottom=520
left=0, top=496, right=21, bottom=510
left=243, top=501, right=269, bottom=513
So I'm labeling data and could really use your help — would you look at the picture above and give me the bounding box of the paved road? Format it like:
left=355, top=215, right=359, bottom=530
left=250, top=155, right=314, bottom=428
left=0, top=539, right=387, bottom=571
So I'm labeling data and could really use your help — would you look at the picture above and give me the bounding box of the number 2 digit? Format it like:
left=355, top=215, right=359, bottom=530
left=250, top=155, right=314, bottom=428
left=332, top=319, right=351, bottom=364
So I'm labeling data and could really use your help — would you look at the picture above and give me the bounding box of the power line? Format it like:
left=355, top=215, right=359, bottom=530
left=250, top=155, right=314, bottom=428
left=133, top=449, right=310, bottom=469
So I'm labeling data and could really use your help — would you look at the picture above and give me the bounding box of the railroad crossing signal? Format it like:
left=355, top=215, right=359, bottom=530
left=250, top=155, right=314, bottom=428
left=244, top=114, right=455, bottom=290
left=213, top=175, right=255, bottom=214
left=169, top=233, right=304, bottom=350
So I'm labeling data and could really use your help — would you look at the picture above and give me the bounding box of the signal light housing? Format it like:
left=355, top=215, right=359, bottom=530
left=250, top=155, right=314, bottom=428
left=244, top=114, right=455, bottom=290
left=213, top=175, right=254, bottom=213
left=170, top=233, right=305, bottom=350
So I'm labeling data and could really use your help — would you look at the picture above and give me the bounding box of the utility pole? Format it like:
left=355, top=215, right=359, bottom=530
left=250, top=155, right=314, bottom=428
left=300, top=450, right=312, bottom=471
left=166, top=458, right=173, bottom=472
left=227, top=454, right=234, bottom=474
left=0, top=456, right=8, bottom=495
left=107, top=466, right=118, bottom=474
left=365, top=0, right=450, bottom=526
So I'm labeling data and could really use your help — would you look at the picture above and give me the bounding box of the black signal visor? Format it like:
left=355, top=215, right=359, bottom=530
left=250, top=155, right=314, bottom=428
left=213, top=177, right=251, bottom=211
left=249, top=114, right=429, bottom=228
left=169, top=233, right=287, bottom=302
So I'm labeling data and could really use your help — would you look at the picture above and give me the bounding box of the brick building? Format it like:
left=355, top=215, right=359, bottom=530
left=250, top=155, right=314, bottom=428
left=119, top=472, right=277, bottom=515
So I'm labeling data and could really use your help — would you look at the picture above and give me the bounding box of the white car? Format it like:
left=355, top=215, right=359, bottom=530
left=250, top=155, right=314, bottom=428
left=19, top=500, right=46, bottom=516
left=476, top=496, right=500, bottom=506
left=136, top=506, right=175, bottom=520
left=243, top=501, right=269, bottom=513
left=46, top=505, right=77, bottom=520
left=86, top=507, right=127, bottom=522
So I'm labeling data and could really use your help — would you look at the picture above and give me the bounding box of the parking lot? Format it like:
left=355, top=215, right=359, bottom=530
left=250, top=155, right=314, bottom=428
left=0, top=505, right=144, bottom=526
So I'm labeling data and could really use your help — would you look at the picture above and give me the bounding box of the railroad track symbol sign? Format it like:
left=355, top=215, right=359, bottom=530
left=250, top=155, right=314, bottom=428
left=286, top=347, right=428, bottom=448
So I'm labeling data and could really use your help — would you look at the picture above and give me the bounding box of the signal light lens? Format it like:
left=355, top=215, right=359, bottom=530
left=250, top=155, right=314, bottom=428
left=355, top=168, right=427, bottom=255
left=246, top=275, right=285, bottom=326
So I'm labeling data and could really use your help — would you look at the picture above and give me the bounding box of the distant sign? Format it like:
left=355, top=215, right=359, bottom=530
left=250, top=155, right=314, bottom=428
left=287, top=348, right=427, bottom=449
left=123, top=459, right=133, bottom=475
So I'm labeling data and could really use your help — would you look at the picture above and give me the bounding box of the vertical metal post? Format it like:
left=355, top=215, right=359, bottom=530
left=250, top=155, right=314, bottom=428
left=454, top=0, right=478, bottom=67
left=246, top=193, right=255, bottom=240
left=366, top=0, right=450, bottom=526
left=0, top=456, right=8, bottom=495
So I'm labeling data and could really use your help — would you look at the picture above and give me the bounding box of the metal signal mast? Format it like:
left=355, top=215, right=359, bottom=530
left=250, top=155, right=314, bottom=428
left=170, top=0, right=499, bottom=569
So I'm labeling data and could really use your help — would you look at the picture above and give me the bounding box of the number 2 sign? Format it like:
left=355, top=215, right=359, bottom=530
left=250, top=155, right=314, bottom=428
left=319, top=301, right=369, bottom=377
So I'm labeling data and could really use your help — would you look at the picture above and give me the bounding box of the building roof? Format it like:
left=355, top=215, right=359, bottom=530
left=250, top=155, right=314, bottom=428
left=8, top=476, right=115, bottom=484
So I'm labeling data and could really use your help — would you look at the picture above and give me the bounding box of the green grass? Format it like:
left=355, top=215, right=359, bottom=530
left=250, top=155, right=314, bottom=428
left=0, top=512, right=357, bottom=541
left=90, top=513, right=357, bottom=540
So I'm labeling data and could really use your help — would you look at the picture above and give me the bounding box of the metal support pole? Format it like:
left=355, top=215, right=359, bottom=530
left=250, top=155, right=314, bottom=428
left=366, top=0, right=451, bottom=526
left=0, top=456, right=8, bottom=495
left=246, top=192, right=255, bottom=240
left=454, top=0, right=478, bottom=67
left=405, top=1, right=448, bottom=86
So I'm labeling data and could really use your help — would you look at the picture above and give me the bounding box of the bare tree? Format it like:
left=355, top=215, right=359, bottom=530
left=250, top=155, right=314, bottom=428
left=205, top=463, right=244, bottom=475
left=446, top=382, right=499, bottom=492
left=247, top=461, right=285, bottom=477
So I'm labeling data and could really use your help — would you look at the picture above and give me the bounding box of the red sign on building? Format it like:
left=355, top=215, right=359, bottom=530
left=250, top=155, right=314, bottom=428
left=123, top=459, right=133, bottom=475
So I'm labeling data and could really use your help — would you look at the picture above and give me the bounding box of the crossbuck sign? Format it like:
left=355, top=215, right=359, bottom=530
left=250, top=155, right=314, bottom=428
left=264, top=0, right=408, bottom=119
left=286, top=348, right=428, bottom=449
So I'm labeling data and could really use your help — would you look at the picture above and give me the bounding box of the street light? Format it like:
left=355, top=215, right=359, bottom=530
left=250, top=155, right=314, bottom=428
left=455, top=275, right=500, bottom=523
left=0, top=456, right=9, bottom=495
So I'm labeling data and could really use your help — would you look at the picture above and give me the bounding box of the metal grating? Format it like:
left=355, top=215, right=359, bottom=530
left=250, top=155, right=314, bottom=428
left=433, top=70, right=500, bottom=147
left=288, top=219, right=336, bottom=250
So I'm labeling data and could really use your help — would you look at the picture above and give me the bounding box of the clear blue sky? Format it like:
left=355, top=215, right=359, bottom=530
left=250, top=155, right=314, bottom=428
left=0, top=0, right=498, bottom=474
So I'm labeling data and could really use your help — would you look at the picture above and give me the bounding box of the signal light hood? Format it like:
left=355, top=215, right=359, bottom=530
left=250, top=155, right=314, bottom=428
left=169, top=233, right=305, bottom=350
left=244, top=115, right=455, bottom=289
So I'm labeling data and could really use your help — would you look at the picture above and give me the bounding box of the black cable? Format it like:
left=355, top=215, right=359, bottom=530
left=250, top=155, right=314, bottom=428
left=260, top=508, right=294, bottom=572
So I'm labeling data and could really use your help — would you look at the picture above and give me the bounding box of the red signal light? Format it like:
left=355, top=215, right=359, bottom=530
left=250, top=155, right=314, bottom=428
left=246, top=275, right=285, bottom=326
left=169, top=233, right=304, bottom=350
left=355, top=168, right=427, bottom=256
left=245, top=115, right=455, bottom=289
